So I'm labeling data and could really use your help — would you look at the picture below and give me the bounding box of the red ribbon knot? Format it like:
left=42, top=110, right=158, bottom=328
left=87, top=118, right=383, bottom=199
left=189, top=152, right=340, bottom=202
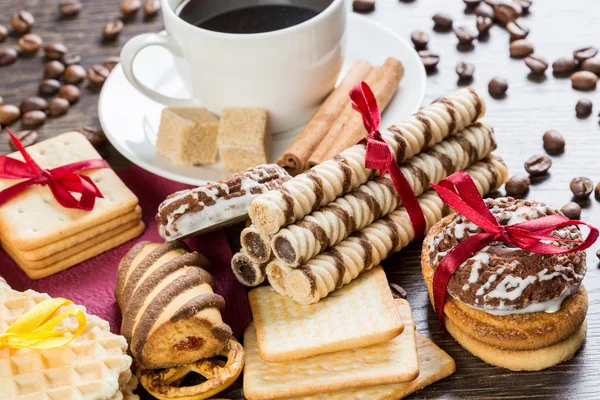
left=350, top=82, right=426, bottom=238
left=0, top=129, right=110, bottom=211
left=430, top=171, right=599, bottom=328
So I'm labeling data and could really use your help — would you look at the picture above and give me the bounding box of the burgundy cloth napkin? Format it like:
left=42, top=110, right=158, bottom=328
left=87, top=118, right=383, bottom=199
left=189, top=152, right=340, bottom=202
left=0, top=166, right=251, bottom=338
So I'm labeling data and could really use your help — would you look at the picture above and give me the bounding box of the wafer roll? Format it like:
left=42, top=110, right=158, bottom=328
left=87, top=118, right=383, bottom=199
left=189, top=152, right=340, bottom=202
left=282, top=155, right=509, bottom=304
left=249, top=88, right=486, bottom=235
left=265, top=259, right=296, bottom=296
left=231, top=250, right=268, bottom=287
left=271, top=122, right=496, bottom=266
left=241, top=225, right=272, bottom=263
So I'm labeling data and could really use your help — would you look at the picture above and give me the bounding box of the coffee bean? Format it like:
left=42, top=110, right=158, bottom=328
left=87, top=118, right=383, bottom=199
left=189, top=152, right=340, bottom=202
left=0, top=105, right=21, bottom=125
left=432, top=13, right=453, bottom=31
left=518, top=0, right=532, bottom=13
left=43, top=60, right=65, bottom=79
left=389, top=283, right=407, bottom=299
left=58, top=84, right=80, bottom=104
left=596, top=183, right=600, bottom=201
left=524, top=154, right=551, bottom=176
left=525, top=55, right=548, bottom=75
left=571, top=71, right=598, bottom=91
left=21, top=110, right=46, bottom=129
left=506, top=20, right=529, bottom=40
left=48, top=97, right=69, bottom=117
left=78, top=126, right=106, bottom=147
left=573, top=46, right=598, bottom=63
left=38, top=79, right=61, bottom=96
left=476, top=16, right=494, bottom=33
left=494, top=1, right=522, bottom=25
left=0, top=48, right=18, bottom=66
left=410, top=31, right=429, bottom=50
left=570, top=177, right=593, bottom=199
left=120, top=0, right=142, bottom=17
left=488, top=77, right=508, bottom=98
left=418, top=50, right=440, bottom=73
left=87, top=65, right=110, bottom=86
left=509, top=39, right=533, bottom=58
left=61, top=52, right=81, bottom=65
left=456, top=62, right=475, bottom=81
left=454, top=26, right=477, bottom=45
left=20, top=97, right=48, bottom=113
left=542, top=130, right=565, bottom=154
left=64, top=64, right=86, bottom=84
left=581, top=58, right=600, bottom=75
left=475, top=2, right=495, bottom=19
left=18, top=33, right=42, bottom=53
left=103, top=56, right=120, bottom=71
left=560, top=202, right=581, bottom=220
left=144, top=0, right=161, bottom=16
left=44, top=43, right=68, bottom=60
left=102, top=20, right=123, bottom=41
left=58, top=0, right=82, bottom=16
left=0, top=25, right=7, bottom=42
left=464, top=0, right=482, bottom=8
left=9, top=130, right=38, bottom=150
left=353, top=0, right=375, bottom=12
left=505, top=175, right=530, bottom=197
left=575, top=99, right=593, bottom=118
left=10, top=10, right=34, bottom=34
left=552, top=57, right=577, bottom=75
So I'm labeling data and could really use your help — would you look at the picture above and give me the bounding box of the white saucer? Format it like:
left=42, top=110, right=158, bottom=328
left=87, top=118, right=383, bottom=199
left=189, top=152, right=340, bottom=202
left=99, top=13, right=426, bottom=185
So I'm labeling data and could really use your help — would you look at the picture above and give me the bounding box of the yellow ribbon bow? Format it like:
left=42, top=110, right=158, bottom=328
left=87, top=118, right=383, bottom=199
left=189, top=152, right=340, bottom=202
left=0, top=297, right=86, bottom=350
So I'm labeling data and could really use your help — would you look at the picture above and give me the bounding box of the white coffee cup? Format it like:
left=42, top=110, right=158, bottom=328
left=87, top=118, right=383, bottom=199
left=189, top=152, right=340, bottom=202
left=120, top=0, right=347, bottom=132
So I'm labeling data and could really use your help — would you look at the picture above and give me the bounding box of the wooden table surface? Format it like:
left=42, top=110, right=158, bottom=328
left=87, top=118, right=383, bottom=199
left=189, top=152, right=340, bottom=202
left=1, top=0, right=599, bottom=399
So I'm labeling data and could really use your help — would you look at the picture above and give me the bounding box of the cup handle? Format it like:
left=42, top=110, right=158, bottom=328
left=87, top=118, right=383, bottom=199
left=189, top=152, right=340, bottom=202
left=120, top=32, right=196, bottom=107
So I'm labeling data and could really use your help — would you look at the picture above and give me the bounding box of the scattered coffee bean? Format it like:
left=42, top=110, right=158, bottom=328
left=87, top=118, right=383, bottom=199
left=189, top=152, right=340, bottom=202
left=418, top=50, right=440, bottom=73
left=456, top=62, right=475, bottom=81
left=476, top=16, right=493, bottom=33
left=87, top=65, right=110, bottom=86
left=506, top=20, right=529, bottom=40
left=9, top=130, right=38, bottom=150
left=475, top=2, right=495, bottom=19
left=389, top=283, right=407, bottom=299
left=10, top=10, right=35, bottom=34
left=560, top=202, right=581, bottom=220
left=0, top=105, right=21, bottom=125
left=61, top=52, right=81, bottom=65
left=48, top=97, right=70, bottom=117
left=464, top=0, right=482, bottom=8
left=552, top=57, right=577, bottom=75
left=58, top=84, right=80, bottom=104
left=102, top=20, right=123, bottom=41
left=494, top=1, right=522, bottom=25
left=44, top=43, right=68, bottom=60
left=64, top=64, right=86, bottom=84
left=581, top=58, right=600, bottom=75
left=0, top=48, right=18, bottom=66
left=488, top=77, right=508, bottom=98
left=38, top=79, right=61, bottom=96
left=120, top=0, right=142, bottom=17
left=78, top=126, right=106, bottom=147
left=43, top=60, right=65, bottom=79
left=542, top=130, right=565, bottom=154
left=432, top=13, right=453, bottom=31
left=505, top=175, right=530, bottom=197
left=21, top=110, right=46, bottom=129
left=573, top=46, right=598, bottom=63
left=570, top=177, right=593, bottom=199
left=454, top=26, right=477, bottom=45
left=525, top=55, right=548, bottom=75
left=144, top=0, right=161, bottom=16
left=0, top=25, right=7, bottom=42
left=410, top=31, right=429, bottom=50
left=509, top=39, right=533, bottom=58
left=571, top=71, right=598, bottom=91
left=596, top=183, right=600, bottom=201
left=353, top=0, right=375, bottom=12
left=518, top=0, right=532, bottom=13
left=575, top=99, right=593, bottom=118
left=58, top=0, right=82, bottom=17
left=18, top=33, right=42, bottom=53
left=524, top=154, right=552, bottom=176
left=103, top=56, right=120, bottom=71
left=20, top=97, right=48, bottom=113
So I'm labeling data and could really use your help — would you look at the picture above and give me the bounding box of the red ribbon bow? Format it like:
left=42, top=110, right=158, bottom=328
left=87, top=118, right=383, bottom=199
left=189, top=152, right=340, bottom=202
left=350, top=82, right=426, bottom=238
left=430, top=171, right=599, bottom=327
left=0, top=129, right=109, bottom=211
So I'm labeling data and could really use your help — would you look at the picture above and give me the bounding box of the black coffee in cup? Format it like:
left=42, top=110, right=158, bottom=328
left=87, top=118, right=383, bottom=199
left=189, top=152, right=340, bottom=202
left=177, top=0, right=332, bottom=34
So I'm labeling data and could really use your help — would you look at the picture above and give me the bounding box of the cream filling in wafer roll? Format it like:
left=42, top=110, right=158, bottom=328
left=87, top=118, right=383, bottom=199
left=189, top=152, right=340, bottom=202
left=282, top=155, right=509, bottom=304
left=271, top=122, right=496, bottom=266
left=249, top=88, right=486, bottom=235
left=231, top=250, right=268, bottom=287
left=265, top=259, right=296, bottom=297
left=240, top=225, right=272, bottom=263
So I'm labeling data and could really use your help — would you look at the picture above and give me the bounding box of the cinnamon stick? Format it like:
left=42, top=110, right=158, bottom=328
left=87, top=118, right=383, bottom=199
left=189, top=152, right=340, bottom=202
left=277, top=60, right=373, bottom=176
left=307, top=57, right=404, bottom=168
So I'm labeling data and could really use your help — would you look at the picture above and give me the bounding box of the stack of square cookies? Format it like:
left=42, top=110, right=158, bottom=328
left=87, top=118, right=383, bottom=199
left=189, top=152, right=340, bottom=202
left=0, top=132, right=144, bottom=279
left=245, top=267, right=456, bottom=400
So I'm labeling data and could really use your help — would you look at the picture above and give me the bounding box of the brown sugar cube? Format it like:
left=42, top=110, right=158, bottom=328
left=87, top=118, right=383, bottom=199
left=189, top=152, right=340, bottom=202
left=156, top=107, right=219, bottom=165
left=217, top=108, right=270, bottom=172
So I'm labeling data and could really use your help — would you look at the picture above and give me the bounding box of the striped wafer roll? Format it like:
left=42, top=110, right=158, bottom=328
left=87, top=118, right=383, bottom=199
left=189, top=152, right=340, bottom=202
left=282, top=155, right=509, bottom=304
left=248, top=88, right=486, bottom=235
left=240, top=225, right=272, bottom=263
left=271, top=122, right=496, bottom=266
left=231, top=250, right=268, bottom=287
left=265, top=259, right=295, bottom=297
